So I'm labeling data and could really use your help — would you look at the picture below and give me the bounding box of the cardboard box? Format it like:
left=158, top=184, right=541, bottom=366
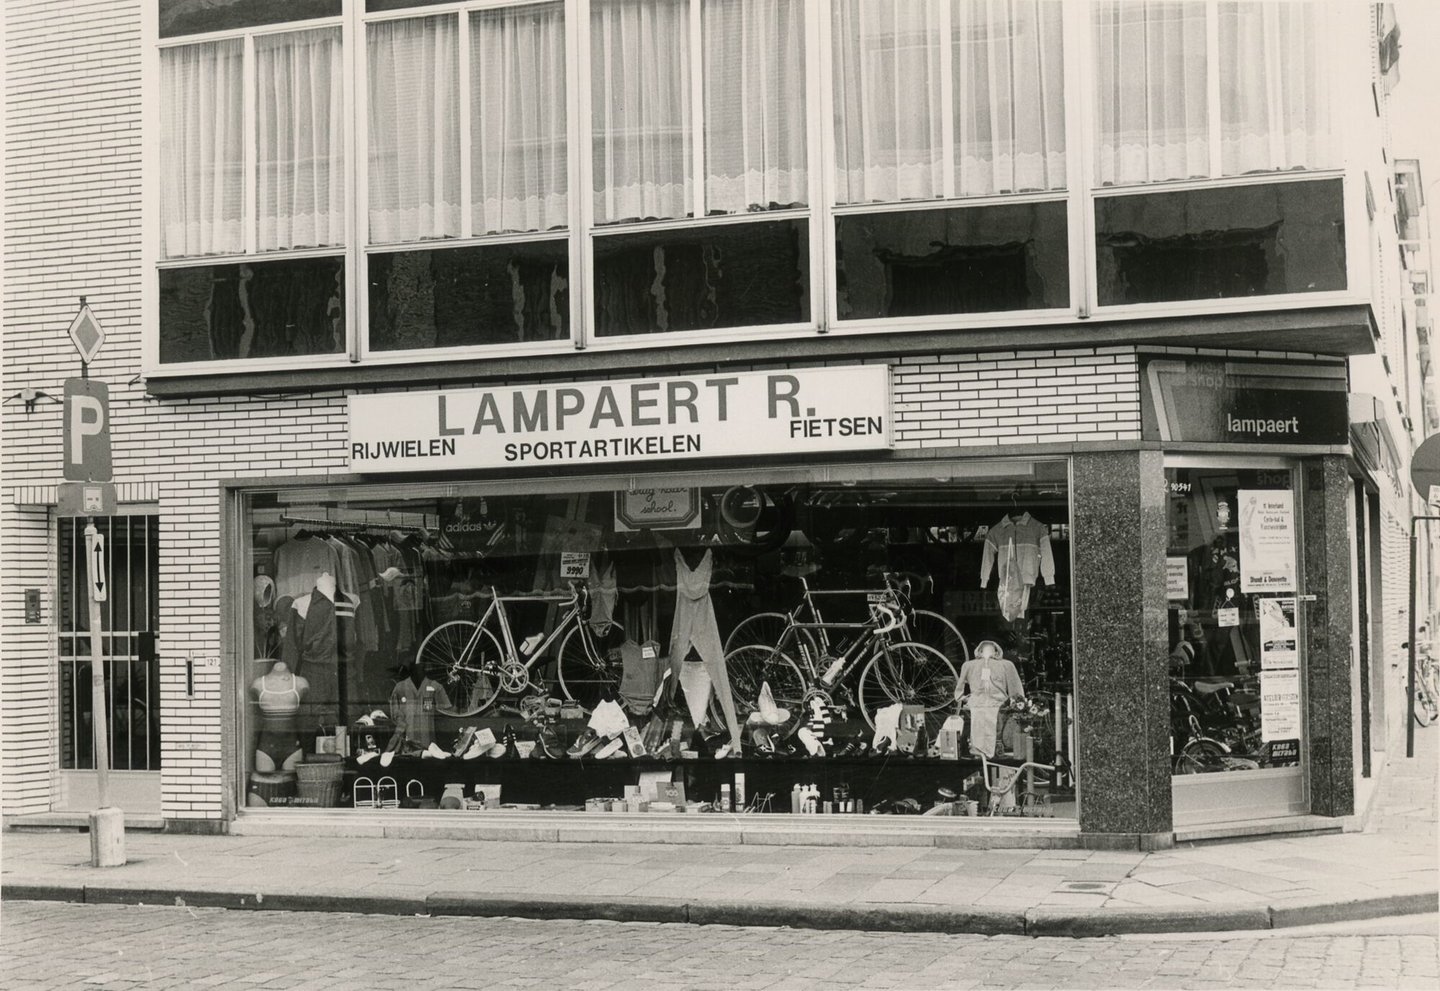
left=937, top=715, right=967, bottom=760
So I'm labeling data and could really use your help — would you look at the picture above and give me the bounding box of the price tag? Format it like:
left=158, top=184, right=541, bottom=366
left=1218, top=606, right=1241, bottom=628
left=560, top=552, right=591, bottom=579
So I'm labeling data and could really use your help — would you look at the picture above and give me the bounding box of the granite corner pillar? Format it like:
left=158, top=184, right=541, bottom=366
left=1071, top=450, right=1173, bottom=842
left=1302, top=455, right=1356, bottom=818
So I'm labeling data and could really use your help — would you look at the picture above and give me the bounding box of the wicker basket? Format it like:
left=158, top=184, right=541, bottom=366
left=295, top=760, right=344, bottom=808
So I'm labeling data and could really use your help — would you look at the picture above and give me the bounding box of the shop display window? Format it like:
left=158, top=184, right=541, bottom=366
left=1166, top=466, right=1304, bottom=775
left=240, top=463, right=1076, bottom=818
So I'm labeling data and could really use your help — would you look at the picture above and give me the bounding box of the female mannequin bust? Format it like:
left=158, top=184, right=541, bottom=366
left=251, top=660, right=309, bottom=772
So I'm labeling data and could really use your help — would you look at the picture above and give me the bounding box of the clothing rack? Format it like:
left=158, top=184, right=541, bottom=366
left=280, top=513, right=432, bottom=534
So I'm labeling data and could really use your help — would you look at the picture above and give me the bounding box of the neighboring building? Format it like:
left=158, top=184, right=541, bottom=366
left=2, top=0, right=1434, bottom=847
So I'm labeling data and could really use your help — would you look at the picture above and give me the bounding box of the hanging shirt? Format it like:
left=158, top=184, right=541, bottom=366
left=979, top=513, right=1055, bottom=622
left=668, top=548, right=724, bottom=669
left=274, top=535, right=340, bottom=601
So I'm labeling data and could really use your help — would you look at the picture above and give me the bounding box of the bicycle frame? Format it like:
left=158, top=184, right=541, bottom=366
left=764, top=578, right=905, bottom=689
left=451, top=585, right=586, bottom=682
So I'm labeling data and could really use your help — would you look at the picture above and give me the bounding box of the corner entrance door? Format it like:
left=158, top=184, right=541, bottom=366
left=55, top=513, right=161, bottom=812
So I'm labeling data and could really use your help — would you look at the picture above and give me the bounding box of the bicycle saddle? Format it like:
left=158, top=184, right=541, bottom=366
left=1192, top=679, right=1234, bottom=695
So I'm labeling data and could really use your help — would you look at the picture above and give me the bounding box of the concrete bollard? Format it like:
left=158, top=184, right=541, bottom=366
left=89, top=807, right=126, bottom=867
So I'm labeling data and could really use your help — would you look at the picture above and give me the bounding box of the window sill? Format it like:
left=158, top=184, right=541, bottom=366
left=143, top=304, right=1377, bottom=398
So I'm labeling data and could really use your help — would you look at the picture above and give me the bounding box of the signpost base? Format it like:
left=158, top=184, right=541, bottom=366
left=88, top=807, right=126, bottom=867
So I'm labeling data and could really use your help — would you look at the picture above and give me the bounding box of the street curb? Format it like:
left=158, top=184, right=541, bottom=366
left=687, top=899, right=1027, bottom=935
left=428, top=891, right=687, bottom=925
left=1025, top=905, right=1272, bottom=937
left=5, top=883, right=1438, bottom=936
left=0, top=882, right=83, bottom=903
left=1268, top=891, right=1440, bottom=929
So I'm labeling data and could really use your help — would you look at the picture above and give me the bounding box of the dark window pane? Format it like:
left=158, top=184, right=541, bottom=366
left=836, top=203, right=1069, bottom=320
left=1096, top=179, right=1346, bottom=305
left=159, top=257, right=346, bottom=363
left=593, top=219, right=809, bottom=336
left=367, top=0, right=457, bottom=11
left=159, top=0, right=340, bottom=38
left=368, top=241, right=569, bottom=351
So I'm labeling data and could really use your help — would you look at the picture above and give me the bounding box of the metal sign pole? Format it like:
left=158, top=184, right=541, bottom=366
left=84, top=519, right=111, bottom=806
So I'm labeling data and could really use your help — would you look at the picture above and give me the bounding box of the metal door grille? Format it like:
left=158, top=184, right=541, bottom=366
left=57, top=514, right=161, bottom=771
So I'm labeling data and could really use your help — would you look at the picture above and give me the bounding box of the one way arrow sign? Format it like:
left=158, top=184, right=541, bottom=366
left=85, top=527, right=107, bottom=603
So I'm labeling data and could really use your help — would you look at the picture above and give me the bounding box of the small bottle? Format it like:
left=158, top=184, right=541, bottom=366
left=819, top=655, right=846, bottom=687
left=720, top=784, right=732, bottom=811
left=734, top=773, right=746, bottom=812
left=791, top=783, right=802, bottom=815
left=521, top=633, right=544, bottom=656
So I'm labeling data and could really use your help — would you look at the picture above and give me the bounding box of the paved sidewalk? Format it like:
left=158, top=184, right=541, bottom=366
left=4, top=731, right=1435, bottom=937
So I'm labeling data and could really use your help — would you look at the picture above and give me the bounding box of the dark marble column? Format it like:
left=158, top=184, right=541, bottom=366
left=1071, top=450, right=1173, bottom=845
left=1302, top=455, right=1355, bottom=817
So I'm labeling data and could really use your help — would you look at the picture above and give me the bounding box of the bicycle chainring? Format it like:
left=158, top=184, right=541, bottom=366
left=496, top=661, right=532, bottom=695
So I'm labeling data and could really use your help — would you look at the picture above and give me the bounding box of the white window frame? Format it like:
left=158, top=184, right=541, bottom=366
left=146, top=8, right=357, bottom=373
left=141, top=0, right=1373, bottom=379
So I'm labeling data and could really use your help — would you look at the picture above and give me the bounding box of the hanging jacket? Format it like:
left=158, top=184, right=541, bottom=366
left=979, top=513, right=1055, bottom=621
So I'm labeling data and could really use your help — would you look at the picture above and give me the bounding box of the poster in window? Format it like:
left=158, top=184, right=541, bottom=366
left=1238, top=490, right=1296, bottom=593
left=1259, top=597, right=1299, bottom=670
left=1260, top=668, right=1303, bottom=741
left=1166, top=557, right=1189, bottom=600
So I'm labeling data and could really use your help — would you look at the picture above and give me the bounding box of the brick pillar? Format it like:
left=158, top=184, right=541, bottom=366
left=1071, top=450, right=1173, bottom=846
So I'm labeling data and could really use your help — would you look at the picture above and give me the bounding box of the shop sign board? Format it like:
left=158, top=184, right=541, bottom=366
left=347, top=366, right=891, bottom=473
left=614, top=488, right=702, bottom=531
left=1140, top=355, right=1348, bottom=445
left=1238, top=490, right=1296, bottom=593
left=1259, top=597, right=1299, bottom=670
left=1260, top=668, right=1302, bottom=741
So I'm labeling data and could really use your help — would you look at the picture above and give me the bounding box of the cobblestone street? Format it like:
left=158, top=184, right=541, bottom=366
left=2, top=901, right=1435, bottom=990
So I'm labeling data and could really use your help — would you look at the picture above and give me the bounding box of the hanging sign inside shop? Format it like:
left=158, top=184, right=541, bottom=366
left=347, top=366, right=891, bottom=473
left=614, top=488, right=702, bottom=531
left=1140, top=356, right=1348, bottom=445
left=1260, top=668, right=1303, bottom=741
left=1165, top=557, right=1188, bottom=600
left=1259, top=597, right=1299, bottom=670
left=1238, top=490, right=1296, bottom=593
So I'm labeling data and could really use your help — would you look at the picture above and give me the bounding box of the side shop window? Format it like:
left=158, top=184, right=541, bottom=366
left=242, top=466, right=1077, bottom=817
left=1166, top=467, right=1303, bottom=775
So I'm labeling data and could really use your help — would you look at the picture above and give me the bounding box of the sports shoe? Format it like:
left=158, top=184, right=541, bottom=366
left=423, top=742, right=450, bottom=760
left=356, top=751, right=377, bottom=765
left=451, top=727, right=477, bottom=758
left=379, top=751, right=396, bottom=768
left=462, top=728, right=496, bottom=760
left=567, top=728, right=601, bottom=758
left=593, top=736, right=624, bottom=759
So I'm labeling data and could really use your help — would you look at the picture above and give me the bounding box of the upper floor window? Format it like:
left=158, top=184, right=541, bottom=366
left=832, top=0, right=1067, bottom=204
left=1093, top=0, right=1333, bottom=187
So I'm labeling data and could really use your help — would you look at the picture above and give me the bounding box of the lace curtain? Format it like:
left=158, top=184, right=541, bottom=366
left=471, top=3, right=568, bottom=234
left=160, top=39, right=245, bottom=258
left=1219, top=1, right=1331, bottom=176
left=1095, top=0, right=1331, bottom=186
left=368, top=16, right=461, bottom=243
left=703, top=0, right=809, bottom=213
left=591, top=0, right=692, bottom=223
left=256, top=28, right=345, bottom=250
left=832, top=0, right=1066, bottom=205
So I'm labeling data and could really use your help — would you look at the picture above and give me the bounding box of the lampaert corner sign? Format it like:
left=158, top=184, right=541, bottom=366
left=347, top=365, right=892, bottom=473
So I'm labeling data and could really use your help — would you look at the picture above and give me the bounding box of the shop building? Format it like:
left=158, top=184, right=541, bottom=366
left=3, top=0, right=1437, bottom=848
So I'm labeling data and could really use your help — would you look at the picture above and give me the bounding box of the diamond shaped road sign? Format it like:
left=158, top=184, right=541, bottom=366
left=67, top=303, right=105, bottom=364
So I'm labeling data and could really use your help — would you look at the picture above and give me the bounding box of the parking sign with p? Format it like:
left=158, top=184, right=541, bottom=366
left=63, top=378, right=111, bottom=482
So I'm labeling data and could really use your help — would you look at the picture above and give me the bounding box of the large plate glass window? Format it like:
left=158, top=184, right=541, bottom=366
left=158, top=22, right=348, bottom=363
left=238, top=462, right=1076, bottom=819
left=830, top=0, right=1069, bottom=322
left=1166, top=466, right=1304, bottom=780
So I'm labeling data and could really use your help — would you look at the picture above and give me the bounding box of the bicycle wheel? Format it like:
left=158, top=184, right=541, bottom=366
left=556, top=624, right=620, bottom=714
left=1173, top=738, right=1226, bottom=774
left=856, top=640, right=959, bottom=730
left=710, top=645, right=807, bottom=734
left=724, top=611, right=819, bottom=667
left=898, top=609, right=967, bottom=666
left=421, top=621, right=504, bottom=717
left=1414, top=687, right=1438, bottom=728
